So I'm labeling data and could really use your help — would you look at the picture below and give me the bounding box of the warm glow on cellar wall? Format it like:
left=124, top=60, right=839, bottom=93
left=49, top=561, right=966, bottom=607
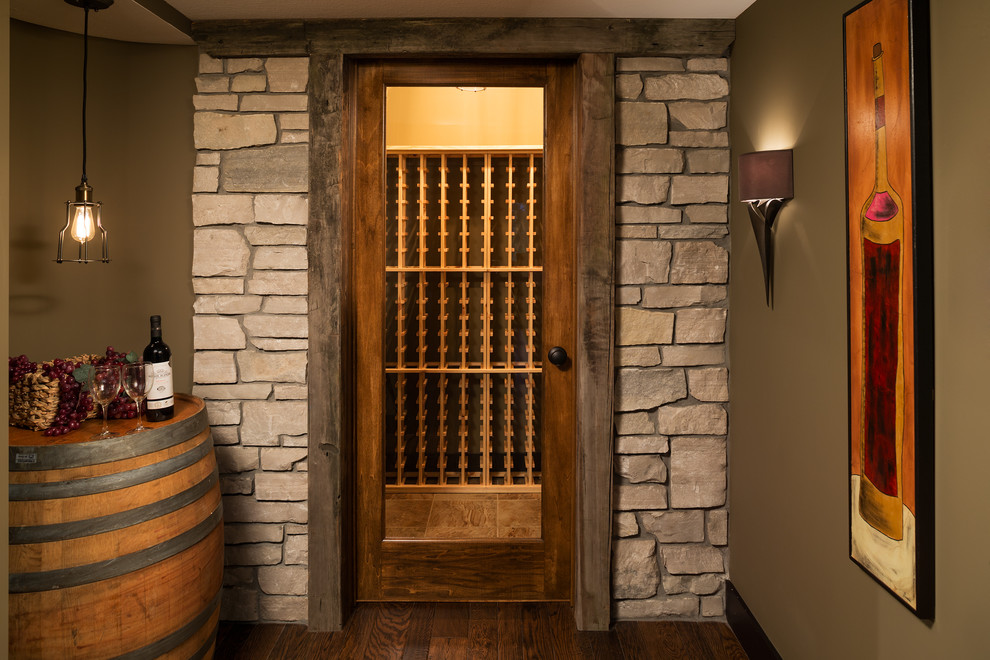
left=386, top=87, right=544, bottom=149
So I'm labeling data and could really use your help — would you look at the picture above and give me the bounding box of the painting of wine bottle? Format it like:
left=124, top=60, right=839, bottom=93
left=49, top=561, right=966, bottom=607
left=858, top=40, right=906, bottom=543
left=844, top=0, right=934, bottom=620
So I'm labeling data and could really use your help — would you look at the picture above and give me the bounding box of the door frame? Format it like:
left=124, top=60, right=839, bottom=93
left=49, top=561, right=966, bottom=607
left=307, top=52, right=615, bottom=631
left=351, top=59, right=577, bottom=603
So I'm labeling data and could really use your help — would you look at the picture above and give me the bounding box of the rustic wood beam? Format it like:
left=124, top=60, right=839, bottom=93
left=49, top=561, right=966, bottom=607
left=573, top=52, right=616, bottom=632
left=192, top=18, right=734, bottom=58
left=195, top=20, right=307, bottom=57
left=307, top=53, right=351, bottom=632
left=133, top=0, right=193, bottom=38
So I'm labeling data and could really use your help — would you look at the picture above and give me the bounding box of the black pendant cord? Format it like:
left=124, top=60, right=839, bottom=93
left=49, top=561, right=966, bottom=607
left=81, top=7, right=89, bottom=184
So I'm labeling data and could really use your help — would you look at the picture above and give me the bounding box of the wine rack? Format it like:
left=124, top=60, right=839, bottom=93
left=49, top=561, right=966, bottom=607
left=384, top=150, right=544, bottom=491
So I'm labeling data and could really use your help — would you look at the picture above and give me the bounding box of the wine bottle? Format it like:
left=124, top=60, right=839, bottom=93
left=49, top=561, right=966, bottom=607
left=144, top=315, right=175, bottom=422
left=857, top=42, right=904, bottom=540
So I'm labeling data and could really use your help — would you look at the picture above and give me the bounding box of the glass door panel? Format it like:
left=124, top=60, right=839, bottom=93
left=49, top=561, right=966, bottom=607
left=383, top=145, right=544, bottom=539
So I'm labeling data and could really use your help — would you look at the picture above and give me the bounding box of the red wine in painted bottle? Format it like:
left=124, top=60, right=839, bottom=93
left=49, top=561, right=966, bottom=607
left=144, top=315, right=175, bottom=422
left=857, top=42, right=905, bottom=540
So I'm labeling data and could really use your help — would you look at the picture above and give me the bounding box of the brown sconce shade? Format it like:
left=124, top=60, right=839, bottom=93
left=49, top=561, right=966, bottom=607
left=739, top=149, right=794, bottom=201
left=738, top=149, right=794, bottom=307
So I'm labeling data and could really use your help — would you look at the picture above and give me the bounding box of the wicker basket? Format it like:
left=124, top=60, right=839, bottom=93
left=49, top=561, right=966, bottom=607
left=9, top=355, right=100, bottom=431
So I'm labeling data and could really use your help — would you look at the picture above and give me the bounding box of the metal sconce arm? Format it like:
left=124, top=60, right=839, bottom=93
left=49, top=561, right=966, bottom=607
left=738, top=149, right=794, bottom=307
left=744, top=197, right=787, bottom=306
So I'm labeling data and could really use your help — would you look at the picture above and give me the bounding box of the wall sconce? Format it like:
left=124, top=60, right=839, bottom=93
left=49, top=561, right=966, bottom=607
left=57, top=0, right=113, bottom=264
left=739, top=149, right=793, bottom=306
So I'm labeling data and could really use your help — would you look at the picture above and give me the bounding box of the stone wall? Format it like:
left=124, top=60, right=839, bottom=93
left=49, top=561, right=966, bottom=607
left=191, top=53, right=729, bottom=624
left=191, top=54, right=311, bottom=622
left=611, top=56, right=730, bottom=620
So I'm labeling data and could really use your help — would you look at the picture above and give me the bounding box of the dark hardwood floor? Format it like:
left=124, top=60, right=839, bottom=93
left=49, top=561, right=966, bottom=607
left=214, top=602, right=748, bottom=659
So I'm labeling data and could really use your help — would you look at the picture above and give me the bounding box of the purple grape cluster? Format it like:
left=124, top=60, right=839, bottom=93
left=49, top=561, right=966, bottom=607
left=108, top=397, right=139, bottom=419
left=41, top=358, right=92, bottom=437
left=95, top=346, right=139, bottom=420
left=10, top=346, right=141, bottom=437
left=8, top=354, right=37, bottom=385
left=99, top=346, right=129, bottom=366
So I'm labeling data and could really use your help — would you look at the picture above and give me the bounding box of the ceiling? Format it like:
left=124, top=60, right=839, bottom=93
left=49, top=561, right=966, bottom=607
left=11, top=0, right=757, bottom=46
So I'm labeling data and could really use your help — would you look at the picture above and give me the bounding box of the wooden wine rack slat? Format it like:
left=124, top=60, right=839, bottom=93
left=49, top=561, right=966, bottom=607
left=394, top=156, right=409, bottom=486
left=385, top=151, right=543, bottom=490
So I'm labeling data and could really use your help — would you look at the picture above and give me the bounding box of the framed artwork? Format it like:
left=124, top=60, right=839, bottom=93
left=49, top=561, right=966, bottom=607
left=844, top=0, right=933, bottom=619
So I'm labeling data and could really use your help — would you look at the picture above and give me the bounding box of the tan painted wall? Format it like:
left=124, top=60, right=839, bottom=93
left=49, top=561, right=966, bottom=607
left=729, top=0, right=990, bottom=656
left=8, top=20, right=196, bottom=392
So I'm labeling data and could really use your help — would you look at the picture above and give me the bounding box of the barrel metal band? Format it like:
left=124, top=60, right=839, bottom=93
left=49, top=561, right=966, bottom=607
left=111, top=590, right=221, bottom=660
left=9, top=470, right=218, bottom=545
left=9, top=403, right=209, bottom=471
left=9, top=502, right=223, bottom=593
left=189, top=621, right=220, bottom=660
left=9, top=436, right=213, bottom=501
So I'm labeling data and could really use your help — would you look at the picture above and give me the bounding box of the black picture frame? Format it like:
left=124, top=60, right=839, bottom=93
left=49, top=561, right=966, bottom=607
left=843, top=0, right=934, bottom=620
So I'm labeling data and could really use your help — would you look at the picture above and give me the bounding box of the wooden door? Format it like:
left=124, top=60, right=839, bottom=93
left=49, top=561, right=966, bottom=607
left=350, top=60, right=575, bottom=602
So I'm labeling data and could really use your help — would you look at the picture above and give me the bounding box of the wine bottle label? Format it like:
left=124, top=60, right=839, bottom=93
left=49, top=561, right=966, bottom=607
left=148, top=361, right=174, bottom=409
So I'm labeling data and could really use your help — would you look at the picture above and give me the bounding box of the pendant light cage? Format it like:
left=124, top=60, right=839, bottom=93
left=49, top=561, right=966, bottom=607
left=58, top=182, right=109, bottom=263
left=57, top=0, right=113, bottom=263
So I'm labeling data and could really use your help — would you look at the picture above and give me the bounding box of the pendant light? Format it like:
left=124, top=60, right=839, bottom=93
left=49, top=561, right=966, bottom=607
left=57, top=0, right=113, bottom=263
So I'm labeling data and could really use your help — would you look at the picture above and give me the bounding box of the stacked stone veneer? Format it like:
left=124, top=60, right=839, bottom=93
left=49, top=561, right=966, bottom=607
left=191, top=54, right=311, bottom=623
left=191, top=53, right=730, bottom=624
left=611, top=57, right=730, bottom=620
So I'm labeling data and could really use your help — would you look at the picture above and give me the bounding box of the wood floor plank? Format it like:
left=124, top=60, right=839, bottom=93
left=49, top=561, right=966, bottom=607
left=470, top=601, right=499, bottom=621
left=616, top=620, right=677, bottom=658
left=495, top=602, right=524, bottom=660
left=695, top=621, right=750, bottom=660
left=401, top=601, right=436, bottom=660
left=673, top=621, right=717, bottom=658
left=215, top=603, right=750, bottom=660
left=617, top=620, right=726, bottom=660
left=537, top=602, right=580, bottom=659
left=431, top=602, right=470, bottom=638
left=677, top=620, right=748, bottom=659
left=268, top=623, right=344, bottom=660
left=366, top=602, right=416, bottom=659
left=468, top=600, right=499, bottom=658
left=428, top=636, right=471, bottom=659
left=572, top=626, right=627, bottom=660
left=469, top=617, right=498, bottom=659
left=335, top=602, right=377, bottom=658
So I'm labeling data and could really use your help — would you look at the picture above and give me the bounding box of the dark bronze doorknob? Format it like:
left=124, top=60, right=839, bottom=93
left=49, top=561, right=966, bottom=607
left=547, top=346, right=568, bottom=366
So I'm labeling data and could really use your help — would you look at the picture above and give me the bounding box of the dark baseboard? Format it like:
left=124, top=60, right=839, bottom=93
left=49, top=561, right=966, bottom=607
left=725, top=580, right=782, bottom=660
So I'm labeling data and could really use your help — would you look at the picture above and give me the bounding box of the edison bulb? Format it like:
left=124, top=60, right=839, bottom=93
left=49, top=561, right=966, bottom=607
left=70, top=204, right=97, bottom=243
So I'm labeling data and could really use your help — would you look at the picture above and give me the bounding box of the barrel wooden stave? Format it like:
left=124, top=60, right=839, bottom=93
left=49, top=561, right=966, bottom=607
left=10, top=482, right=220, bottom=573
left=10, top=526, right=223, bottom=658
left=10, top=434, right=216, bottom=529
left=8, top=395, right=222, bottom=660
left=9, top=432, right=207, bottom=485
left=159, top=606, right=220, bottom=660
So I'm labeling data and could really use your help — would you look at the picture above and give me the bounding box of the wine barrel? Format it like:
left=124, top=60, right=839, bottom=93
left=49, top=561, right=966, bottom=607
left=9, top=394, right=223, bottom=659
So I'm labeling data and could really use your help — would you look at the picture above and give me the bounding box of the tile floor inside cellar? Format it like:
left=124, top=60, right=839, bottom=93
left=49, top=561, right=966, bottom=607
left=385, top=492, right=542, bottom=539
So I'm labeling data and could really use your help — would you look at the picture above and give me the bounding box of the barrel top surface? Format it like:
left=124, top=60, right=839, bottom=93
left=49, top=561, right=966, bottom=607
left=9, top=395, right=210, bottom=471
left=9, top=394, right=203, bottom=448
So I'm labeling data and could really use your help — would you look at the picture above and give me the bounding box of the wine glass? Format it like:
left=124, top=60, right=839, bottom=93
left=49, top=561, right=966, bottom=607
left=122, top=362, right=155, bottom=432
left=90, top=364, right=122, bottom=439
